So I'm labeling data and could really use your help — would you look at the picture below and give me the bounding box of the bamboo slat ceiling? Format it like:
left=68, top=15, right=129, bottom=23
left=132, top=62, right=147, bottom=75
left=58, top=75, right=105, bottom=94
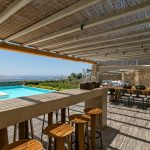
left=0, top=0, right=150, bottom=65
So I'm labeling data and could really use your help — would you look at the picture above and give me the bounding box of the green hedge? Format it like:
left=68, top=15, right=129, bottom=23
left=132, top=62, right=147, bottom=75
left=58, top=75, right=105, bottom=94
left=24, top=80, right=79, bottom=91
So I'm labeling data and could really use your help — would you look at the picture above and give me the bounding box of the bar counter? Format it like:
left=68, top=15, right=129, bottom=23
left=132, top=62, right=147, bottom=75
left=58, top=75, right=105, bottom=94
left=0, top=88, right=107, bottom=148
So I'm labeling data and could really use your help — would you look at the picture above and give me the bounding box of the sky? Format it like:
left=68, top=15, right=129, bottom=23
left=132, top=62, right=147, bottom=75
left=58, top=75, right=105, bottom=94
left=0, top=49, right=91, bottom=76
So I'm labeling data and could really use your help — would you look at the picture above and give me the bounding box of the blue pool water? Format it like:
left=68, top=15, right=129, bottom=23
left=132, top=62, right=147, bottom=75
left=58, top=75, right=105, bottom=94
left=0, top=86, right=55, bottom=101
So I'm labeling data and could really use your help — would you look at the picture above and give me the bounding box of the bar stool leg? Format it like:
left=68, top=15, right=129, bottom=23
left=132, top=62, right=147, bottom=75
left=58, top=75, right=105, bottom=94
left=67, top=106, right=70, bottom=117
left=78, top=124, right=84, bottom=150
left=48, top=113, right=53, bottom=150
left=55, top=138, right=64, bottom=150
left=67, top=134, right=71, bottom=150
left=70, top=122, right=74, bottom=149
left=74, top=124, right=84, bottom=150
left=99, top=115, right=103, bottom=150
left=41, top=114, right=45, bottom=142
left=75, top=124, right=78, bottom=150
left=61, top=108, right=66, bottom=123
left=91, top=115, right=96, bottom=150
left=86, top=122, right=90, bottom=150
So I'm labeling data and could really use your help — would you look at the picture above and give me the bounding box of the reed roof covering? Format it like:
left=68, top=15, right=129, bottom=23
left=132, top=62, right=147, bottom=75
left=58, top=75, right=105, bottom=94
left=0, top=0, right=149, bottom=65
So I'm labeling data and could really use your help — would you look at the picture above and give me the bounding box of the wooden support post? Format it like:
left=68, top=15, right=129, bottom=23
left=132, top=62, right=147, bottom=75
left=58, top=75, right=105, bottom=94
left=48, top=112, right=53, bottom=125
left=48, top=112, right=53, bottom=150
left=0, top=128, right=8, bottom=149
left=19, top=121, right=29, bottom=140
left=61, top=108, right=66, bottom=123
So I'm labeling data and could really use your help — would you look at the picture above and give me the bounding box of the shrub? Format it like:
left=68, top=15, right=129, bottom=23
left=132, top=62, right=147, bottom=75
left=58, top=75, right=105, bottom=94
left=123, top=84, right=132, bottom=89
left=135, top=84, right=146, bottom=90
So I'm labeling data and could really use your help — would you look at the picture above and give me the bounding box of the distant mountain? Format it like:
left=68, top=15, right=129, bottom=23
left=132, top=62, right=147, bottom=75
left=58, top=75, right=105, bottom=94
left=0, top=75, right=67, bottom=82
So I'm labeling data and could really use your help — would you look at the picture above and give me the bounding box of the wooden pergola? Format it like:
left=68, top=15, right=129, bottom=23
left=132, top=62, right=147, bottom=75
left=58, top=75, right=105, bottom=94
left=0, top=0, right=150, bottom=66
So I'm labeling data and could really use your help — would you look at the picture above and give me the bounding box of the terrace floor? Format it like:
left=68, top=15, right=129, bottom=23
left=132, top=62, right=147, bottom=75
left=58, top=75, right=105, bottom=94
left=7, top=100, right=150, bottom=150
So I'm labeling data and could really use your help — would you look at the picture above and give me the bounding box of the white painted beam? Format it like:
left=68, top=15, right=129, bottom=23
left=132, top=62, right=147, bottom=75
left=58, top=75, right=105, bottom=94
left=63, top=37, right=150, bottom=54
left=0, top=0, right=32, bottom=24
left=39, top=19, right=150, bottom=49
left=23, top=1, right=150, bottom=46
left=54, top=30, right=150, bottom=52
left=4, top=0, right=100, bottom=41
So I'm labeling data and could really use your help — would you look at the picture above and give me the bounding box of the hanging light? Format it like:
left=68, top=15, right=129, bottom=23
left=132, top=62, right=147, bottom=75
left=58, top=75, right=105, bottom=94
left=80, top=23, right=85, bottom=30
left=123, top=51, right=126, bottom=55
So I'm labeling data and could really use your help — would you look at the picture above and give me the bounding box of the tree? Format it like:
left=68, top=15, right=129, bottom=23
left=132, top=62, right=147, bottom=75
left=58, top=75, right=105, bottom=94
left=70, top=73, right=76, bottom=79
left=76, top=73, right=82, bottom=79
left=68, top=76, right=72, bottom=83
left=68, top=72, right=82, bottom=82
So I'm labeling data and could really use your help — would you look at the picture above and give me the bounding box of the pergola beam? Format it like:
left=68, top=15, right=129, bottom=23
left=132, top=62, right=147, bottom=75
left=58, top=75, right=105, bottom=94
left=23, top=1, right=150, bottom=46
left=63, top=38, right=150, bottom=55
left=76, top=47, right=150, bottom=57
left=4, top=0, right=100, bottom=42
left=54, top=30, right=150, bottom=52
left=73, top=43, right=150, bottom=56
left=0, top=42, right=96, bottom=64
left=39, top=18, right=150, bottom=50
left=40, top=19, right=150, bottom=49
left=94, top=65, right=150, bottom=73
left=84, top=49, right=150, bottom=59
left=0, top=0, right=32, bottom=24
left=88, top=53, right=150, bottom=61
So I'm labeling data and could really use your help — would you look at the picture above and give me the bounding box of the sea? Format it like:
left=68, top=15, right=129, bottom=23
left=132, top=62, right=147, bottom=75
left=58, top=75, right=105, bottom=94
left=0, top=75, right=67, bottom=82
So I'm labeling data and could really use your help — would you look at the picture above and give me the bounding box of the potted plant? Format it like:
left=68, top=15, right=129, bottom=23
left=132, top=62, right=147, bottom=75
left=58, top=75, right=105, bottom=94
left=135, top=84, right=146, bottom=90
left=123, top=83, right=132, bottom=89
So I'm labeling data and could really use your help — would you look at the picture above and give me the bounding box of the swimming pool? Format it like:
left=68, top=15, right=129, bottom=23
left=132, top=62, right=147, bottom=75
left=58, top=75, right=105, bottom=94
left=0, top=86, right=55, bottom=101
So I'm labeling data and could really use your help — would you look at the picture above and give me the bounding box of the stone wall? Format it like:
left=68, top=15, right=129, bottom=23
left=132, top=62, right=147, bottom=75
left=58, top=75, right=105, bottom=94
left=124, top=69, right=150, bottom=87
left=92, top=64, right=121, bottom=83
left=92, top=64, right=150, bottom=87
left=99, top=74, right=122, bottom=81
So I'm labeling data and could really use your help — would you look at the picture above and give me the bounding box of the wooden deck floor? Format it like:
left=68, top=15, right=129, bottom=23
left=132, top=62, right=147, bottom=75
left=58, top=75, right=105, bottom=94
left=7, top=101, right=150, bottom=150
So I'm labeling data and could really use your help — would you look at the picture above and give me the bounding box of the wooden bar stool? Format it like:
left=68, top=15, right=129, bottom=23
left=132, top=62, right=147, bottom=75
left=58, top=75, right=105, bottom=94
left=43, top=123, right=73, bottom=150
left=69, top=114, right=91, bottom=150
left=84, top=108, right=103, bottom=150
left=3, top=139, right=43, bottom=150
left=41, top=107, right=69, bottom=142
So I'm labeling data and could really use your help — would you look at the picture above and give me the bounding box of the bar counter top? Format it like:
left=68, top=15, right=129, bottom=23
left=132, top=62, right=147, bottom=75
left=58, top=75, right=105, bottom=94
left=0, top=88, right=107, bottom=129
